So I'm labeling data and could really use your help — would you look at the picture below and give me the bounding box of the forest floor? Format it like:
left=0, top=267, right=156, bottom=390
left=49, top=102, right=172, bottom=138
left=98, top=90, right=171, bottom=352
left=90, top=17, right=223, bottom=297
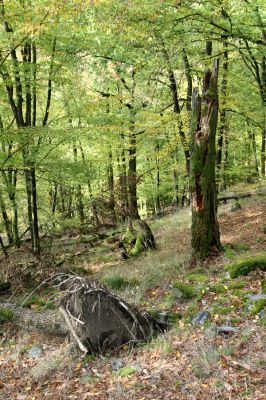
left=0, top=196, right=266, bottom=400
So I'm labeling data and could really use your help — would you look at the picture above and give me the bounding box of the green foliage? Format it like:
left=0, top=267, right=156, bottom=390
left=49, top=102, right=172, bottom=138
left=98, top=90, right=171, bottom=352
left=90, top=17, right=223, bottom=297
left=224, top=243, right=250, bottom=259
left=186, top=274, right=209, bottom=283
left=250, top=299, right=266, bottom=315
left=0, top=308, right=13, bottom=321
left=210, top=283, right=229, bottom=294
left=116, top=367, right=137, bottom=377
left=258, top=314, right=266, bottom=327
left=226, top=255, right=266, bottom=278
left=102, top=275, right=139, bottom=290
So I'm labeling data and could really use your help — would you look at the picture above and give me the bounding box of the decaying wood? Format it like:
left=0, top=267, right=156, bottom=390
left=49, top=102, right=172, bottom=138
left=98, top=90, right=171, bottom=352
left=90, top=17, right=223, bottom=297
left=0, top=301, right=68, bottom=336
left=218, top=187, right=266, bottom=202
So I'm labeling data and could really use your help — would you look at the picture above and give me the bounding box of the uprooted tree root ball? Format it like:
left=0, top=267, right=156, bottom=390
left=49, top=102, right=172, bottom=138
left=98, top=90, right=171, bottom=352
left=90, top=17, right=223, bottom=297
left=0, top=275, right=168, bottom=354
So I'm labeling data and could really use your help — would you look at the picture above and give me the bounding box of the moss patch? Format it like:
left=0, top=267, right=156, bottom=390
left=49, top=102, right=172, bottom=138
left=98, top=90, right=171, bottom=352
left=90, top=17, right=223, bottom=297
left=186, top=274, right=209, bottom=284
left=172, top=282, right=197, bottom=300
left=116, top=366, right=137, bottom=377
left=226, top=255, right=266, bottom=278
left=130, top=234, right=144, bottom=257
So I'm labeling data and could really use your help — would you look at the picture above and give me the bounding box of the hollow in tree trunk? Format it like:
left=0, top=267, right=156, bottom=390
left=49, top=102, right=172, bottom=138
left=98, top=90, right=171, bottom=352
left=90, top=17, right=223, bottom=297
left=190, top=59, right=222, bottom=261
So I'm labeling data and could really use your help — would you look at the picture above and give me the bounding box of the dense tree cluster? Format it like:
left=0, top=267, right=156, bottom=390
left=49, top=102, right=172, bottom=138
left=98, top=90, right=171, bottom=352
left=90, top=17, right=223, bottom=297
left=0, top=0, right=265, bottom=258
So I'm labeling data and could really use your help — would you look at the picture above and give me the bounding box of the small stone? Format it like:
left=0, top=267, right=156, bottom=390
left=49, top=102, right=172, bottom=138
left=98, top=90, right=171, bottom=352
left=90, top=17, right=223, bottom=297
left=26, top=345, right=44, bottom=358
left=217, top=326, right=239, bottom=334
left=110, top=358, right=124, bottom=371
left=245, top=294, right=266, bottom=301
left=192, top=310, right=211, bottom=325
left=230, top=202, right=241, bottom=212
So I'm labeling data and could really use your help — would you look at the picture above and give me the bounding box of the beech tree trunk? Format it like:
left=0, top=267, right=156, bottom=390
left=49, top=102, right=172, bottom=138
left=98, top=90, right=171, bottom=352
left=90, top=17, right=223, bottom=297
left=190, top=59, right=222, bottom=260
left=128, top=132, right=140, bottom=220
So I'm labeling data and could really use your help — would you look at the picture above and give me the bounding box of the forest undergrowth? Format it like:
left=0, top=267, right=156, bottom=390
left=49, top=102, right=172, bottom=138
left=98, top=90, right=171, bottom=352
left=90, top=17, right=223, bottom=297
left=0, top=197, right=265, bottom=400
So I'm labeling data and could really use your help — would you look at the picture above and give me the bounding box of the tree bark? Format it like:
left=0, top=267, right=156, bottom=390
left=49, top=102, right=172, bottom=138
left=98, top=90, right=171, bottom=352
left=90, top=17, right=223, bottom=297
left=216, top=38, right=228, bottom=178
left=107, top=151, right=116, bottom=223
left=190, top=59, right=222, bottom=260
left=128, top=132, right=140, bottom=219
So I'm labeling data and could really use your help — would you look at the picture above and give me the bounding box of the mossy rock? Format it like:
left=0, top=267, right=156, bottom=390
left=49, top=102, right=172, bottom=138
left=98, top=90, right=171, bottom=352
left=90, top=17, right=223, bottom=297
left=172, top=282, right=197, bottom=300
left=226, top=255, right=266, bottom=278
left=250, top=299, right=266, bottom=315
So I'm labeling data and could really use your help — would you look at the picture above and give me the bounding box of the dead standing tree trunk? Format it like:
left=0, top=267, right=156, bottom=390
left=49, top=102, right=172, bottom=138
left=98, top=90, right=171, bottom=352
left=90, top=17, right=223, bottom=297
left=190, top=59, right=222, bottom=260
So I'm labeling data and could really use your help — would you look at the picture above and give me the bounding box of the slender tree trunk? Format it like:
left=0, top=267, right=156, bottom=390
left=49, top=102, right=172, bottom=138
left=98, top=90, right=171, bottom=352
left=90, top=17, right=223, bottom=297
left=107, top=151, right=116, bottom=223
left=50, top=183, right=58, bottom=215
left=182, top=48, right=192, bottom=112
left=155, top=142, right=161, bottom=215
left=9, top=171, right=20, bottom=248
left=118, top=139, right=129, bottom=221
left=128, top=131, right=140, bottom=220
left=261, top=109, right=266, bottom=176
left=73, top=146, right=85, bottom=224
left=216, top=39, right=228, bottom=184
left=0, top=190, right=13, bottom=244
left=1, top=166, right=20, bottom=247
left=190, top=59, right=222, bottom=260
left=31, top=168, right=40, bottom=254
left=162, top=46, right=190, bottom=175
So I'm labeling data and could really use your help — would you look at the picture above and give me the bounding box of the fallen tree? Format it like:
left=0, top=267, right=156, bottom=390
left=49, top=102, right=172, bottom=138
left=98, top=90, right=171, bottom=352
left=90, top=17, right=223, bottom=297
left=0, top=276, right=165, bottom=354
left=218, top=187, right=266, bottom=202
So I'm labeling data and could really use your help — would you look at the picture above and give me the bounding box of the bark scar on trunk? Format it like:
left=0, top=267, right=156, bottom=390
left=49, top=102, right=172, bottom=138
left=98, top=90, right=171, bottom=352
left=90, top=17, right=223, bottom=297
left=195, top=174, right=203, bottom=211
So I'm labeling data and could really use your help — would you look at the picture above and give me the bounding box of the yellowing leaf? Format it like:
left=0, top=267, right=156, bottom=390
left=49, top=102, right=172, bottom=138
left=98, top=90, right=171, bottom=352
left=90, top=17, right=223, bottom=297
left=75, top=362, right=82, bottom=370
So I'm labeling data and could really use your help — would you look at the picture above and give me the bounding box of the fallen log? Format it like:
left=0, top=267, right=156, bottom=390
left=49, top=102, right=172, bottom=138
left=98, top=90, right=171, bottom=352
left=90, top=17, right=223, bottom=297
left=218, top=187, right=266, bottom=202
left=218, top=192, right=252, bottom=202
left=0, top=301, right=68, bottom=336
